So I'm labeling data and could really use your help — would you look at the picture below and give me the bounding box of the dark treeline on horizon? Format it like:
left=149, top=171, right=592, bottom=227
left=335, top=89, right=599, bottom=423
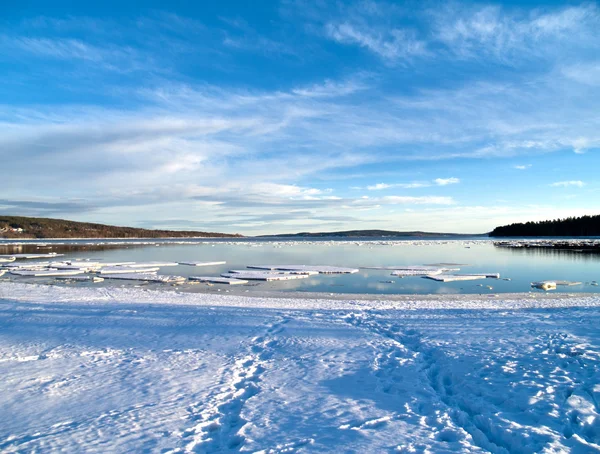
left=0, top=216, right=242, bottom=239
left=491, top=215, right=600, bottom=237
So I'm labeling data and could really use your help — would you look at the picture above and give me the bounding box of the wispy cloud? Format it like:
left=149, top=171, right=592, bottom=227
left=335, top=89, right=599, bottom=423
left=365, top=177, right=460, bottom=190
left=562, top=62, right=600, bottom=87
left=380, top=196, right=455, bottom=205
left=0, top=35, right=149, bottom=73
left=550, top=181, right=585, bottom=188
left=320, top=3, right=600, bottom=65
left=325, top=23, right=427, bottom=62
left=221, top=16, right=298, bottom=57
left=431, top=3, right=600, bottom=61
left=0, top=198, right=93, bottom=216
left=514, top=164, right=531, bottom=170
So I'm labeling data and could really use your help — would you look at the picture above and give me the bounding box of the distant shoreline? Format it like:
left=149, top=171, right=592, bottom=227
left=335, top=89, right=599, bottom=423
left=258, top=230, right=485, bottom=238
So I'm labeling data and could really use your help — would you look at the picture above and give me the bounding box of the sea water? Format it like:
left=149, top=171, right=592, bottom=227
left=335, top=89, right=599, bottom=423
left=1, top=237, right=599, bottom=295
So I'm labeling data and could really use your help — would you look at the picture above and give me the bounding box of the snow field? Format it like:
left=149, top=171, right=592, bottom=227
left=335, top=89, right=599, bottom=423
left=0, top=282, right=599, bottom=453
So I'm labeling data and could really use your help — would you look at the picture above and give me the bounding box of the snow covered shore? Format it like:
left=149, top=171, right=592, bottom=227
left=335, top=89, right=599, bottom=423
left=1, top=282, right=599, bottom=452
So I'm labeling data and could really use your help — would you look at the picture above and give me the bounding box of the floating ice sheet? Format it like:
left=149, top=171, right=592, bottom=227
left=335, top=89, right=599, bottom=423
left=532, top=281, right=557, bottom=290
left=391, top=269, right=444, bottom=276
left=189, top=276, right=249, bottom=285
left=115, top=262, right=179, bottom=268
left=424, top=274, right=488, bottom=282
left=362, top=265, right=454, bottom=271
left=248, top=265, right=359, bottom=274
left=423, top=263, right=470, bottom=267
left=95, top=262, right=137, bottom=267
left=51, top=261, right=101, bottom=267
left=3, top=261, right=51, bottom=269
left=242, top=268, right=318, bottom=275
left=98, top=267, right=160, bottom=274
left=55, top=275, right=105, bottom=282
left=179, top=261, right=226, bottom=267
left=10, top=269, right=85, bottom=277
left=222, top=271, right=310, bottom=281
left=554, top=280, right=583, bottom=286
left=532, top=280, right=582, bottom=289
left=101, top=274, right=186, bottom=283
left=49, top=262, right=101, bottom=271
left=0, top=253, right=63, bottom=259
left=392, top=265, right=460, bottom=272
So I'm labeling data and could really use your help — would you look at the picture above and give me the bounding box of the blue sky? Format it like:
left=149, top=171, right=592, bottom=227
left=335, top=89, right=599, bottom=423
left=2, top=0, right=599, bottom=234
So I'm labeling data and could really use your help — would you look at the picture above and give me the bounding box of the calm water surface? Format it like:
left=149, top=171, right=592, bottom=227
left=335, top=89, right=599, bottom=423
left=1, top=237, right=599, bottom=295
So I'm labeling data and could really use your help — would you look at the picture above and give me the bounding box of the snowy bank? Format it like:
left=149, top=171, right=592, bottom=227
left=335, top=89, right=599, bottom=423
left=1, top=282, right=599, bottom=453
left=2, top=282, right=600, bottom=311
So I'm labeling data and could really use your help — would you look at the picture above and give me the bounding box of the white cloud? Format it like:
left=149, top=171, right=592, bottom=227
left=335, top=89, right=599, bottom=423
left=571, top=137, right=591, bottom=154
left=367, top=183, right=392, bottom=190
left=434, top=177, right=460, bottom=186
left=550, top=181, right=585, bottom=188
left=514, top=164, right=531, bottom=170
left=325, top=22, right=427, bottom=62
left=366, top=182, right=429, bottom=190
left=250, top=183, right=322, bottom=197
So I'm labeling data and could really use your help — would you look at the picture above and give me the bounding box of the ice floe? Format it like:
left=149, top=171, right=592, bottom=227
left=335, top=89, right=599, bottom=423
left=532, top=281, right=558, bottom=291
left=3, top=261, right=52, bottom=269
left=222, top=271, right=310, bottom=281
left=97, top=267, right=160, bottom=274
left=425, top=273, right=500, bottom=282
left=114, top=261, right=179, bottom=268
left=424, top=274, right=487, bottom=282
left=189, top=276, right=249, bottom=285
left=100, top=274, right=186, bottom=284
left=179, top=261, right=227, bottom=267
left=10, top=269, right=85, bottom=277
left=391, top=269, right=442, bottom=277
left=248, top=265, right=359, bottom=274
left=532, top=280, right=584, bottom=291
left=0, top=253, right=62, bottom=259
left=55, top=275, right=105, bottom=283
left=49, top=262, right=102, bottom=272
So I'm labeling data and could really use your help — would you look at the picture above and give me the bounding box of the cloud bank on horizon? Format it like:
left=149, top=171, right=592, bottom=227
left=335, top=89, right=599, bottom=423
left=1, top=0, right=599, bottom=234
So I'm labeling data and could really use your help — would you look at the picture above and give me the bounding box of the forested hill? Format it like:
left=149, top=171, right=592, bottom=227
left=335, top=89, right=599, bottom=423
left=0, top=216, right=242, bottom=239
left=490, top=215, right=600, bottom=237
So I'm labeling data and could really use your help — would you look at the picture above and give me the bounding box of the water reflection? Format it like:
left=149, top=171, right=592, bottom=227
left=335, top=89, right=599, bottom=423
left=1, top=239, right=599, bottom=295
left=494, top=245, right=600, bottom=261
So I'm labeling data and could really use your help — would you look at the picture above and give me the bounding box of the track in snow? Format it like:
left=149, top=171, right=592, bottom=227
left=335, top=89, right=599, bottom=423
left=178, top=316, right=291, bottom=453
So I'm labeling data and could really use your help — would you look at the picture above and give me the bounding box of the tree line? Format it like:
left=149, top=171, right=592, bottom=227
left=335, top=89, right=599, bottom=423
left=490, top=215, right=600, bottom=237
